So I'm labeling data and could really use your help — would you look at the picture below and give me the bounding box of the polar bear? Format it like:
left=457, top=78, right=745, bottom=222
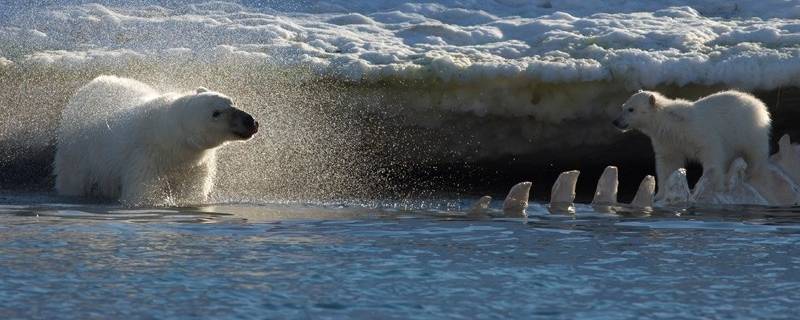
left=612, top=90, right=771, bottom=200
left=53, top=75, right=259, bottom=205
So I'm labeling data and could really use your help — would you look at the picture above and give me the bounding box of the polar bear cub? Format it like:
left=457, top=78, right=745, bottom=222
left=613, top=90, right=771, bottom=199
left=54, top=75, right=259, bottom=205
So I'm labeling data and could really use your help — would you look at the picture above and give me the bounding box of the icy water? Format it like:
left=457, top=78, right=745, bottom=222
left=2, top=194, right=800, bottom=319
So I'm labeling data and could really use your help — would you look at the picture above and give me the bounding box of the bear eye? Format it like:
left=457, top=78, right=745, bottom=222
left=627, top=108, right=634, bottom=112
left=212, top=111, right=221, bottom=118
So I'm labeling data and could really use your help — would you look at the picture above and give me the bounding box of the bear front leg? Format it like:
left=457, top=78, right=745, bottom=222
left=654, top=150, right=686, bottom=201
left=120, top=173, right=165, bottom=206
left=54, top=168, right=88, bottom=197
left=167, top=162, right=215, bottom=205
left=119, top=157, right=165, bottom=206
left=698, top=144, right=727, bottom=192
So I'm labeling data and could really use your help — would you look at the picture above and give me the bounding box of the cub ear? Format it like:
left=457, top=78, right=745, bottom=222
left=648, top=94, right=656, bottom=108
left=196, top=87, right=209, bottom=94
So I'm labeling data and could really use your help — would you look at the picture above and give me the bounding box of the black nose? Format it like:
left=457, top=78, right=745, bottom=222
left=242, top=113, right=256, bottom=128
left=612, top=118, right=629, bottom=131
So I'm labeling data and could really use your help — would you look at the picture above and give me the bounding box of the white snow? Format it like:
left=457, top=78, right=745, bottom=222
left=2, top=0, right=800, bottom=90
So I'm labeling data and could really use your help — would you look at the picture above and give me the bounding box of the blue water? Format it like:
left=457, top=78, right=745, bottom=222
left=2, top=194, right=800, bottom=319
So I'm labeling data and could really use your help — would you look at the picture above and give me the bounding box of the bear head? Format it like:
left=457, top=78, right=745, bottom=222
left=612, top=90, right=660, bottom=132
left=173, top=87, right=259, bottom=149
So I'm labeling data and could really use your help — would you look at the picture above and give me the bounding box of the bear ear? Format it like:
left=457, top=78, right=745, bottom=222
left=196, top=87, right=209, bottom=94
left=637, top=89, right=643, bottom=93
left=648, top=94, right=656, bottom=108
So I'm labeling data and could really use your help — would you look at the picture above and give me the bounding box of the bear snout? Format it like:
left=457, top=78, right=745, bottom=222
left=612, top=117, right=629, bottom=131
left=243, top=113, right=257, bottom=129
left=231, top=109, right=259, bottom=139
left=242, top=113, right=259, bottom=135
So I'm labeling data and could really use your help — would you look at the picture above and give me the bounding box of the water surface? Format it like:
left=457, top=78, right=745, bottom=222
left=2, top=194, right=800, bottom=319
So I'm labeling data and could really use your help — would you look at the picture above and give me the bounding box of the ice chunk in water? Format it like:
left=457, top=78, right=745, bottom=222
left=467, top=195, right=492, bottom=218
left=656, top=169, right=690, bottom=207
left=502, top=182, right=531, bottom=218
left=549, top=170, right=579, bottom=214
left=772, top=134, right=800, bottom=185
left=630, top=175, right=655, bottom=209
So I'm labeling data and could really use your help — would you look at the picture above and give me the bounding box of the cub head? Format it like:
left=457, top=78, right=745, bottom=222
left=612, top=90, right=659, bottom=132
left=175, top=87, right=259, bottom=149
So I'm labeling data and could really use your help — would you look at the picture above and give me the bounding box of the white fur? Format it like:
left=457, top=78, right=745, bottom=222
left=614, top=90, right=771, bottom=199
left=54, top=75, right=254, bottom=205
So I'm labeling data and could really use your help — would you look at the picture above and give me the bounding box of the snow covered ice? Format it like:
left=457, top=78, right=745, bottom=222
left=3, top=0, right=800, bottom=90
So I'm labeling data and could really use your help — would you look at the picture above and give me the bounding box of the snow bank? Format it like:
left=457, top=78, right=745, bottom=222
left=2, top=1, right=800, bottom=91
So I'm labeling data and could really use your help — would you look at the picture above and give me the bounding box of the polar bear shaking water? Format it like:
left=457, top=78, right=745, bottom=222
left=54, top=75, right=259, bottom=205
left=613, top=90, right=771, bottom=200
